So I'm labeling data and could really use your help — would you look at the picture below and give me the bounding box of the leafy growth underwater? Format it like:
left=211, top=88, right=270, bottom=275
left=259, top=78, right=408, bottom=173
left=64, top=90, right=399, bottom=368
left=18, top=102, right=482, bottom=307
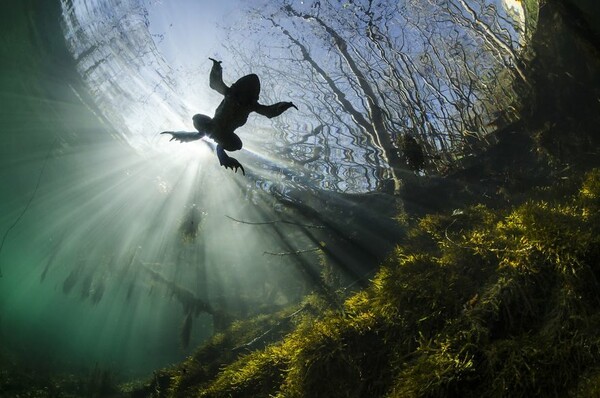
left=139, top=170, right=600, bottom=397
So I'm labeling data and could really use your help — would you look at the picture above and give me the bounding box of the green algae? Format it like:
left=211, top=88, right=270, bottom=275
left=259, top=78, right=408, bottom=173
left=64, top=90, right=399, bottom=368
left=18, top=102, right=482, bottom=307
left=142, top=170, right=600, bottom=397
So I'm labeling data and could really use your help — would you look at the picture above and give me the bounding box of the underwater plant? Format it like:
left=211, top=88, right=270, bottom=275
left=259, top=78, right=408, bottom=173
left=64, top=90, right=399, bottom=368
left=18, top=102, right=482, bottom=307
left=179, top=205, right=206, bottom=243
left=136, top=169, right=600, bottom=397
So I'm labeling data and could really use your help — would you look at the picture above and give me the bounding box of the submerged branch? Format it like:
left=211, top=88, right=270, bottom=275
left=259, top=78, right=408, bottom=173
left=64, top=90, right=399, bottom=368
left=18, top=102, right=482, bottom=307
left=232, top=305, right=307, bottom=353
left=142, top=265, right=214, bottom=315
left=225, top=215, right=324, bottom=229
left=263, top=247, right=322, bottom=256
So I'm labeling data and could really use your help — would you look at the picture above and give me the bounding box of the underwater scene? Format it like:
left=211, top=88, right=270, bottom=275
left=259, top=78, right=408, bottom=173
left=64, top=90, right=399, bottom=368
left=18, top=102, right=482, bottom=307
left=1, top=0, right=600, bottom=396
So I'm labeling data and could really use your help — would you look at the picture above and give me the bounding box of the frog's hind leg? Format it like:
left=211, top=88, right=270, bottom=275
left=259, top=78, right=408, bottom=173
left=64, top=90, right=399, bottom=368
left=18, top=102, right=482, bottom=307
left=215, top=133, right=244, bottom=175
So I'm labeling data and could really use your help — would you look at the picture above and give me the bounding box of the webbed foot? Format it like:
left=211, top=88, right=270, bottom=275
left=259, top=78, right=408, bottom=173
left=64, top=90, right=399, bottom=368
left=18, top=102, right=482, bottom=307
left=161, top=131, right=203, bottom=143
left=283, top=102, right=298, bottom=111
left=221, top=156, right=245, bottom=175
left=209, top=58, right=222, bottom=68
left=217, top=146, right=245, bottom=175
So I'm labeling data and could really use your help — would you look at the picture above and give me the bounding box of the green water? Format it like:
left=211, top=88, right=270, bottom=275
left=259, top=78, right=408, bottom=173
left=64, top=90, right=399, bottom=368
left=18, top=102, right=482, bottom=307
left=0, top=1, right=208, bottom=379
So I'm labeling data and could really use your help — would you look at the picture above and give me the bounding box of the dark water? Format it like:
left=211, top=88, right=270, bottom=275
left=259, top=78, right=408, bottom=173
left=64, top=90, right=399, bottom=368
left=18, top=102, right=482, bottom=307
left=0, top=0, right=539, bottom=391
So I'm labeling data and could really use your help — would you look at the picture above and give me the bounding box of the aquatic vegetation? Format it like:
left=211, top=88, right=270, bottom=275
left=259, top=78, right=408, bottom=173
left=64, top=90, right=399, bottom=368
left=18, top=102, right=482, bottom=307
left=62, top=267, right=81, bottom=295
left=181, top=312, right=193, bottom=349
left=0, top=351, right=124, bottom=398
left=143, top=266, right=216, bottom=348
left=90, top=279, right=106, bottom=305
left=86, top=365, right=119, bottom=398
left=134, top=301, right=315, bottom=397
left=179, top=205, right=205, bottom=243
left=142, top=170, right=600, bottom=397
